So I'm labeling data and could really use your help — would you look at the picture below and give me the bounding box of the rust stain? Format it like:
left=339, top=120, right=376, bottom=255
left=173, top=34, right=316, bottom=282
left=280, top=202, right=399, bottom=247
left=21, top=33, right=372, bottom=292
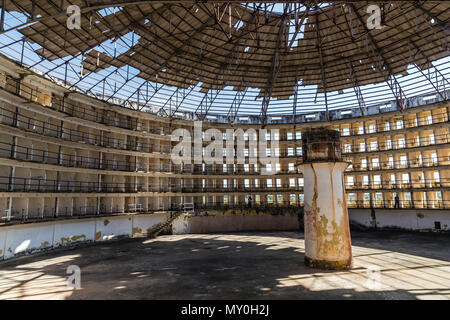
left=132, top=227, right=142, bottom=237
left=95, top=231, right=102, bottom=240
left=60, top=234, right=86, bottom=245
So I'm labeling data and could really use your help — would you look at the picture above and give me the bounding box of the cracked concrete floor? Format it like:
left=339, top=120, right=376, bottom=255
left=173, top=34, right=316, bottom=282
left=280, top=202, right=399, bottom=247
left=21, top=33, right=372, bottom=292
left=0, top=230, right=450, bottom=300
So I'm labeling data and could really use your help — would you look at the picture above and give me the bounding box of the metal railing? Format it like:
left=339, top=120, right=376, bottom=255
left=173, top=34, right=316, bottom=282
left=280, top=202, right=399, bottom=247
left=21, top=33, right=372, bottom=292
left=0, top=105, right=172, bottom=154
left=342, top=133, right=450, bottom=154
left=0, top=176, right=448, bottom=194
left=338, top=110, right=449, bottom=137
left=5, top=80, right=171, bottom=135
left=345, top=155, right=450, bottom=172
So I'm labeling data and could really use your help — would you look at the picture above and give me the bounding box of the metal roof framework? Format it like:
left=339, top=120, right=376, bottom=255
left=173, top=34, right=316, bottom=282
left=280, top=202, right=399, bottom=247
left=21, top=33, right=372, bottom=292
left=0, top=1, right=448, bottom=122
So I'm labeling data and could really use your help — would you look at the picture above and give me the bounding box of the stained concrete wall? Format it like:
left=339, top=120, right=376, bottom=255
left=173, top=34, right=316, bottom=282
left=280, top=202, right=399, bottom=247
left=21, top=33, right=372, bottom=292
left=172, top=213, right=300, bottom=234
left=172, top=210, right=448, bottom=234
left=0, top=212, right=169, bottom=260
left=349, top=208, right=449, bottom=231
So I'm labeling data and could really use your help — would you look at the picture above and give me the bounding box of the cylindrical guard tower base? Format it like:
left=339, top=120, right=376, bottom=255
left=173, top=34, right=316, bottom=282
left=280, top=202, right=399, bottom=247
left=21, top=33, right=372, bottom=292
left=299, top=128, right=352, bottom=270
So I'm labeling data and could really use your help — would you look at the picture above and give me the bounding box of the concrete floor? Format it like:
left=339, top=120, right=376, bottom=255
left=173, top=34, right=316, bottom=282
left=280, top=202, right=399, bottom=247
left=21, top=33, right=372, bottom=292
left=1, top=230, right=450, bottom=300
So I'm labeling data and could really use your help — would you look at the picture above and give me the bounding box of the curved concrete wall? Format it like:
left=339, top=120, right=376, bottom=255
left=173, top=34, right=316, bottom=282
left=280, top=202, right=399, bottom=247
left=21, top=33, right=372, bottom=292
left=0, top=212, right=169, bottom=260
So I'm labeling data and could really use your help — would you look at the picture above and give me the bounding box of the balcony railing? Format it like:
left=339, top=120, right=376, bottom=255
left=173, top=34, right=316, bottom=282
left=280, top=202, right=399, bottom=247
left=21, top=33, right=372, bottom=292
left=0, top=105, right=172, bottom=154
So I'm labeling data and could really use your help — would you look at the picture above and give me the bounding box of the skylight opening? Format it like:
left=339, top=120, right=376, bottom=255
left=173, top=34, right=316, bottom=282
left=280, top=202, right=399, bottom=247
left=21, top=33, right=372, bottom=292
left=235, top=20, right=244, bottom=30
left=287, top=21, right=306, bottom=49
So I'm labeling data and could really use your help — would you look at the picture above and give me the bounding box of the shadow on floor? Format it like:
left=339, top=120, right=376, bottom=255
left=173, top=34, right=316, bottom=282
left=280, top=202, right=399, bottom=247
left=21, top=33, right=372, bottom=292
left=0, top=230, right=449, bottom=300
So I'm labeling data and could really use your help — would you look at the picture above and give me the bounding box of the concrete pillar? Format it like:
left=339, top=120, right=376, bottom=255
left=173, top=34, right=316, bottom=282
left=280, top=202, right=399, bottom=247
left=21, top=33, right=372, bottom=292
left=299, top=128, right=352, bottom=270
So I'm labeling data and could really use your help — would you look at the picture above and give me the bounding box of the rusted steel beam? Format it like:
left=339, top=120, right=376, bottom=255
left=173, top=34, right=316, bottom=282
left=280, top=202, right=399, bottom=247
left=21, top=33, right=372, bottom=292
left=80, top=3, right=221, bottom=101
left=0, top=1, right=430, bottom=36
left=353, top=85, right=366, bottom=115
left=73, top=6, right=176, bottom=92
left=293, top=75, right=299, bottom=121
left=197, top=2, right=231, bottom=40
left=196, top=2, right=262, bottom=85
left=97, top=7, right=187, bottom=99
left=414, top=2, right=446, bottom=28
left=43, top=4, right=172, bottom=90
left=125, top=80, right=163, bottom=110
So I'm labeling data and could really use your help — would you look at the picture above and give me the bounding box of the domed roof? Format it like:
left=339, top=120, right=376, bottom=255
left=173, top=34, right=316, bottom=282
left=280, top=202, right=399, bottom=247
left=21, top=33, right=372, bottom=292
left=2, top=1, right=449, bottom=122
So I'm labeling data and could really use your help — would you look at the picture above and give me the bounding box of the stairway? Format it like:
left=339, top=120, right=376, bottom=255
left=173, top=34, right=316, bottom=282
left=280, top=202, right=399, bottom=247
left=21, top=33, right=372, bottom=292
left=147, top=211, right=184, bottom=238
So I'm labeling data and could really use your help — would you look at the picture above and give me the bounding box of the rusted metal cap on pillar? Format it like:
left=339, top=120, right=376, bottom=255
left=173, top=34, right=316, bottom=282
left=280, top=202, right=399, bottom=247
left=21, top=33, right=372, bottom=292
left=302, top=128, right=342, bottom=163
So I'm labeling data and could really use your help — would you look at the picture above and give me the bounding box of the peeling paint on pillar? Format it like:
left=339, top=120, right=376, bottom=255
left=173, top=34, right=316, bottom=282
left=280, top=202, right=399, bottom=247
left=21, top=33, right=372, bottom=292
left=299, top=128, right=352, bottom=270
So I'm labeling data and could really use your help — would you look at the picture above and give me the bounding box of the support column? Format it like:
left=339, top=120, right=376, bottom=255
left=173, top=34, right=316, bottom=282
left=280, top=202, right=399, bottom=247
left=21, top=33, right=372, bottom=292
left=299, top=128, right=352, bottom=270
